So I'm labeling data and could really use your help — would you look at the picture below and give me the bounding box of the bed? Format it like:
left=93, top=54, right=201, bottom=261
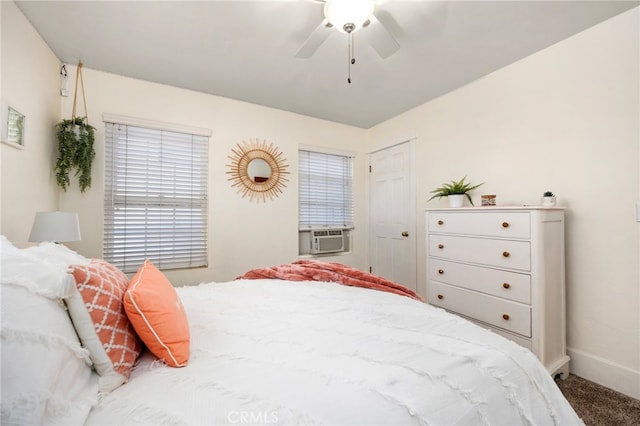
left=1, top=236, right=583, bottom=425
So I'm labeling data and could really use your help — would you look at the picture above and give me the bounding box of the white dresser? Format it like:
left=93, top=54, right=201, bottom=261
left=425, top=207, right=569, bottom=378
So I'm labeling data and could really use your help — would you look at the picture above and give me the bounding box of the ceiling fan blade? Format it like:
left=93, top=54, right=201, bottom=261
left=364, top=13, right=399, bottom=59
left=295, top=20, right=332, bottom=59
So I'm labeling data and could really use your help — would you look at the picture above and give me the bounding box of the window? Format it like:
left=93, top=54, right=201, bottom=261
left=299, top=148, right=354, bottom=255
left=104, top=116, right=209, bottom=273
left=299, top=149, right=354, bottom=229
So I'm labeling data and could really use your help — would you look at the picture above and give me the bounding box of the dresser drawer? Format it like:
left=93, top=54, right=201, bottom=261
left=428, top=258, right=531, bottom=304
left=429, top=235, right=531, bottom=271
left=428, top=281, right=531, bottom=337
left=474, top=321, right=533, bottom=351
left=428, top=211, right=530, bottom=239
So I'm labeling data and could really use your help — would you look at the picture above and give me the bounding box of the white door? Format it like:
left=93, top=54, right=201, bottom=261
left=369, top=140, right=416, bottom=292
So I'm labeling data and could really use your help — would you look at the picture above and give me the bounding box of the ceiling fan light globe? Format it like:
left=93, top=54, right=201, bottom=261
left=324, top=0, right=374, bottom=34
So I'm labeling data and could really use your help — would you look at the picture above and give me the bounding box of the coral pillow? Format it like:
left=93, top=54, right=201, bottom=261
left=124, top=260, right=190, bottom=367
left=67, top=259, right=142, bottom=392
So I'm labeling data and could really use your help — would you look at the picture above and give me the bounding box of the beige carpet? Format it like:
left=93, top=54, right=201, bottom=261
left=555, top=374, right=640, bottom=426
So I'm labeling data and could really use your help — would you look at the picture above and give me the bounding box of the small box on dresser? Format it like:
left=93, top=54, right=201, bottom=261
left=425, top=206, right=569, bottom=378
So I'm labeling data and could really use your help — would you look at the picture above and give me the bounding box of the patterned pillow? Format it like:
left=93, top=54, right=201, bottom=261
left=67, top=259, right=142, bottom=393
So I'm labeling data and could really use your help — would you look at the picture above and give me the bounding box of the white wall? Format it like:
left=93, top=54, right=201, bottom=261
left=0, top=1, right=61, bottom=242
left=57, top=66, right=369, bottom=286
left=368, top=8, right=640, bottom=398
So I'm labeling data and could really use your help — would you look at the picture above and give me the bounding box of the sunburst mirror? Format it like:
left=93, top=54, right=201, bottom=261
left=226, top=139, right=289, bottom=202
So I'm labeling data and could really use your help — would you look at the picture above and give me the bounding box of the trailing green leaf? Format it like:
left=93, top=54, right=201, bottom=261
left=55, top=117, right=95, bottom=193
left=428, top=176, right=484, bottom=206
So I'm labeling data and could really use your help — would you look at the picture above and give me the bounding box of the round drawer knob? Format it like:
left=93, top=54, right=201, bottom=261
left=502, top=251, right=510, bottom=258
left=502, top=314, right=510, bottom=321
left=437, top=220, right=444, bottom=225
left=438, top=244, right=444, bottom=249
left=438, top=269, right=444, bottom=274
left=437, top=294, right=444, bottom=300
left=502, top=222, right=510, bottom=228
left=503, top=283, right=511, bottom=289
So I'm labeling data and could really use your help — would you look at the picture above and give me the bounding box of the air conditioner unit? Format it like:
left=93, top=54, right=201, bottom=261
left=311, top=229, right=344, bottom=254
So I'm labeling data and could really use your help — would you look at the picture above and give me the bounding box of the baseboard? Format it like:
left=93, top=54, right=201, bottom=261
left=568, top=347, right=640, bottom=400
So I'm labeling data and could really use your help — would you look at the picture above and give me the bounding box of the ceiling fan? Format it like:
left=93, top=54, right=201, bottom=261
left=295, top=0, right=400, bottom=60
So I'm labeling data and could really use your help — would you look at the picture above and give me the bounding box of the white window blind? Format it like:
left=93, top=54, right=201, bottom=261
left=104, top=122, right=209, bottom=273
left=299, top=149, right=354, bottom=229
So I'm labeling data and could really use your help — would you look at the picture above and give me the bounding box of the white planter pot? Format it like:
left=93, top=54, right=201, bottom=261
left=542, top=196, right=556, bottom=207
left=448, top=194, right=465, bottom=207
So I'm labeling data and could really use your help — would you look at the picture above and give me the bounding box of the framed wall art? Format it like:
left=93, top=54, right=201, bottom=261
left=1, top=102, right=26, bottom=149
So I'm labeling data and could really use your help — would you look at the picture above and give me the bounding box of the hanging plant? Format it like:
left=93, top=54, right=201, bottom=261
left=55, top=116, right=95, bottom=192
left=55, top=62, right=95, bottom=193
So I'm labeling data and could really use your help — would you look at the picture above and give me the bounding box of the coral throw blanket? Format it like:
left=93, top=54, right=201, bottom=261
left=237, top=260, right=422, bottom=301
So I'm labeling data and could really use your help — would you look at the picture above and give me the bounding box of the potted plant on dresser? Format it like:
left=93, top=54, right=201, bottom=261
left=542, top=191, right=557, bottom=206
left=428, top=176, right=484, bottom=207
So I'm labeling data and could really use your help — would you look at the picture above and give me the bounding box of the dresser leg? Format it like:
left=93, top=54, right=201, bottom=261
left=553, top=359, right=571, bottom=380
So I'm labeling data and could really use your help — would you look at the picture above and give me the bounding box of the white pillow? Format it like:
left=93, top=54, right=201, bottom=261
left=23, top=241, right=89, bottom=269
left=0, top=236, right=76, bottom=298
left=1, top=284, right=99, bottom=425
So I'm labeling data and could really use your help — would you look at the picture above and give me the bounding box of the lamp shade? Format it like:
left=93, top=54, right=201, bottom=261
left=324, top=0, right=374, bottom=34
left=29, top=212, right=81, bottom=243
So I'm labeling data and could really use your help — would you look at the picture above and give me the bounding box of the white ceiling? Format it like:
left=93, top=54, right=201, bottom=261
left=16, top=0, right=638, bottom=128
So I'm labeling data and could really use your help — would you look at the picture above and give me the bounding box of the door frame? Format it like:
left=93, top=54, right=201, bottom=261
left=368, top=138, right=417, bottom=291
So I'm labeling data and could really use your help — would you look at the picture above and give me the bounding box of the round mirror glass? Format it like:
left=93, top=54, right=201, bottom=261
left=247, top=158, right=271, bottom=183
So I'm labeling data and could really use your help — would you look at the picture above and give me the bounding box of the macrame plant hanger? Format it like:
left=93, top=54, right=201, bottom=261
left=56, top=60, right=95, bottom=193
left=71, top=61, right=89, bottom=124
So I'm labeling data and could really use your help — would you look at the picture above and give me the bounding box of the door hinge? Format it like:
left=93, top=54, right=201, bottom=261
left=369, top=266, right=372, bottom=273
left=369, top=165, right=372, bottom=173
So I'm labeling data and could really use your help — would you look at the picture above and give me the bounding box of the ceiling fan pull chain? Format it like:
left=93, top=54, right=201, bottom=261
left=347, top=33, right=352, bottom=84
left=351, top=32, right=356, bottom=66
left=347, top=32, right=355, bottom=84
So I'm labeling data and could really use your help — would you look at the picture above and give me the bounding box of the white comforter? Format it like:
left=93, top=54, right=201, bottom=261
left=86, top=279, right=582, bottom=425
